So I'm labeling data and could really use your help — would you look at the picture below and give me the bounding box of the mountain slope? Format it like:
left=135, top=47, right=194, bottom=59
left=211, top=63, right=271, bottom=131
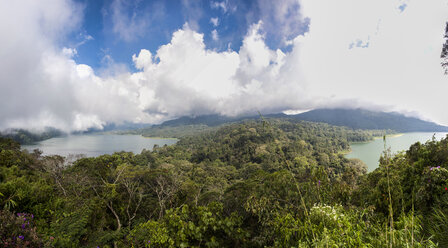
left=152, top=108, right=448, bottom=133
left=286, top=108, right=448, bottom=132
left=160, top=115, right=247, bottom=127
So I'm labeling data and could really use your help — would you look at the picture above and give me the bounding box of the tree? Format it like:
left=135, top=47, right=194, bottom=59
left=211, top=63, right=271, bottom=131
left=441, top=22, right=448, bottom=74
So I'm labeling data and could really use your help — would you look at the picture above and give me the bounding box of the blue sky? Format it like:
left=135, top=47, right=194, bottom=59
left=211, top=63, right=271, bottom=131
left=1, top=0, right=448, bottom=131
left=69, top=0, right=308, bottom=71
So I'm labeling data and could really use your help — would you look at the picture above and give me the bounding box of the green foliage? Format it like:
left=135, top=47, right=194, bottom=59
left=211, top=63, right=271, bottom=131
left=291, top=108, right=448, bottom=132
left=0, top=121, right=447, bottom=246
left=428, top=205, right=448, bottom=246
left=128, top=202, right=247, bottom=247
left=0, top=128, right=63, bottom=145
left=49, top=204, right=92, bottom=247
left=0, top=211, right=45, bottom=247
left=140, top=125, right=216, bottom=138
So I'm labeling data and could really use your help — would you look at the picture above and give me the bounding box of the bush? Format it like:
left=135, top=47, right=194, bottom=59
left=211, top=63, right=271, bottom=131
left=0, top=211, right=45, bottom=247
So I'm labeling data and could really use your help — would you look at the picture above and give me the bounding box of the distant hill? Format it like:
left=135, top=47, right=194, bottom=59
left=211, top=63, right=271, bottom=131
left=14, top=109, right=443, bottom=142
left=0, top=128, right=64, bottom=145
left=73, top=122, right=151, bottom=134
left=160, top=115, right=256, bottom=127
left=129, top=114, right=265, bottom=138
left=287, top=109, right=448, bottom=132
left=151, top=108, right=448, bottom=133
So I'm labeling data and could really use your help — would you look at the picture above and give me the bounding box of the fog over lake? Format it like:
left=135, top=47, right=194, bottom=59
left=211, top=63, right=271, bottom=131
left=346, top=132, right=448, bottom=172
left=22, top=134, right=177, bottom=157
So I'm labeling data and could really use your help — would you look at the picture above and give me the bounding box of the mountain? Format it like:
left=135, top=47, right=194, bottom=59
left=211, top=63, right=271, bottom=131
left=159, top=114, right=258, bottom=127
left=154, top=109, right=448, bottom=133
left=15, top=109, right=443, bottom=142
left=287, top=108, right=448, bottom=132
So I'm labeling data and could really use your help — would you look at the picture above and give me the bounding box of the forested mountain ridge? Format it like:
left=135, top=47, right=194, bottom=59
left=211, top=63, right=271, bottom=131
left=1, top=119, right=447, bottom=246
left=290, top=108, right=448, bottom=132
left=135, top=108, right=448, bottom=138
left=4, top=108, right=445, bottom=144
left=130, top=115, right=392, bottom=139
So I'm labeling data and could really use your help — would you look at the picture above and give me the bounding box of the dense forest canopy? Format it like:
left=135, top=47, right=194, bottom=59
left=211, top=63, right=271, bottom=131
left=1, top=119, right=447, bottom=247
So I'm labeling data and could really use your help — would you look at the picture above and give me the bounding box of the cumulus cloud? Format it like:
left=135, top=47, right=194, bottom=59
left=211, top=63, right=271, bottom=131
left=2, top=0, right=448, bottom=134
left=129, top=21, right=318, bottom=118
left=0, top=3, right=312, bottom=133
left=0, top=0, right=82, bottom=131
left=0, top=0, right=154, bottom=131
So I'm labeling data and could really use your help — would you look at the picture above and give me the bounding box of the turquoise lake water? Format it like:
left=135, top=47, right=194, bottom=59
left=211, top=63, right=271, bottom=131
left=345, top=132, right=448, bottom=172
left=22, top=134, right=177, bottom=157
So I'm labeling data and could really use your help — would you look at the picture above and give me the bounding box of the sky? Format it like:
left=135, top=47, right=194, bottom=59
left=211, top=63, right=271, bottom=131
left=1, top=0, right=448, bottom=132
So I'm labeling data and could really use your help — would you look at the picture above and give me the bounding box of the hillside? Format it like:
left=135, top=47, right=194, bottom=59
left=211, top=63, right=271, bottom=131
left=1, top=120, right=446, bottom=246
left=130, top=115, right=260, bottom=138
left=8, top=108, right=446, bottom=143
left=145, top=108, right=448, bottom=134
left=289, top=108, right=448, bottom=132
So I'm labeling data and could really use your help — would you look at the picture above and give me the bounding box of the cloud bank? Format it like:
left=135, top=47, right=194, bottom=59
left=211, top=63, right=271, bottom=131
left=1, top=0, right=448, bottom=132
left=299, top=0, right=448, bottom=123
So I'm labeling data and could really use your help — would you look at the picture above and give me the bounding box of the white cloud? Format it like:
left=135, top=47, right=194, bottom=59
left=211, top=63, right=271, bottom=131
left=0, top=0, right=154, bottom=131
left=0, top=0, right=82, bottom=131
left=2, top=0, right=448, bottom=134
left=211, top=29, right=219, bottom=41
left=298, top=0, right=448, bottom=124
left=129, top=21, right=313, bottom=118
left=210, top=17, right=219, bottom=27
left=75, top=32, right=94, bottom=47
left=181, top=0, right=203, bottom=30
left=254, top=0, right=306, bottom=45
left=211, top=1, right=228, bottom=13
left=62, top=47, right=78, bottom=58
left=109, top=0, right=150, bottom=42
left=132, top=25, right=240, bottom=117
left=132, top=49, right=153, bottom=70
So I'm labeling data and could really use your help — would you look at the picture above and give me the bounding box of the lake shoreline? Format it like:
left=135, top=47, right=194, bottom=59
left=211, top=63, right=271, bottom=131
left=373, top=133, right=404, bottom=139
left=22, top=134, right=178, bottom=158
left=349, top=133, right=404, bottom=145
left=345, top=132, right=448, bottom=172
left=142, top=136, right=178, bottom=140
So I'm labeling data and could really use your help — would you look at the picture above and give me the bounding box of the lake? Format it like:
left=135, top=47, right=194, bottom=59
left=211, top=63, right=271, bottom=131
left=345, top=132, right=448, bottom=172
left=22, top=134, right=178, bottom=157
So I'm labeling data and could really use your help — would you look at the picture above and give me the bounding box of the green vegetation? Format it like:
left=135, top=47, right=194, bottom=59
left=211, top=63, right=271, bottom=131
left=127, top=114, right=394, bottom=140
left=288, top=108, right=448, bottom=132
left=0, top=128, right=63, bottom=145
left=125, top=109, right=448, bottom=139
left=0, top=119, right=446, bottom=247
left=126, top=124, right=217, bottom=138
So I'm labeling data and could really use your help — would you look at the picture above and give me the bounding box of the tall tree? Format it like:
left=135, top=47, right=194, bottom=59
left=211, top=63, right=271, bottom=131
left=441, top=22, right=448, bottom=74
